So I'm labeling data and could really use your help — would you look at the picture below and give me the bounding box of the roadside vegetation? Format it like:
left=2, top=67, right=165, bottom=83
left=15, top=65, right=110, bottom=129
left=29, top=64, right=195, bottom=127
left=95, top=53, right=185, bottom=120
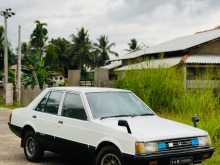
left=0, top=96, right=21, bottom=109
left=116, top=68, right=220, bottom=165
left=0, top=21, right=128, bottom=89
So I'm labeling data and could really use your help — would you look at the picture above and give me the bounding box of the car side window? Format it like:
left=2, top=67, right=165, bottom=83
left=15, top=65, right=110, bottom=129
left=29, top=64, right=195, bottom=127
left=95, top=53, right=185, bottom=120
left=35, top=92, right=50, bottom=112
left=44, top=91, right=63, bottom=115
left=61, top=93, right=87, bottom=120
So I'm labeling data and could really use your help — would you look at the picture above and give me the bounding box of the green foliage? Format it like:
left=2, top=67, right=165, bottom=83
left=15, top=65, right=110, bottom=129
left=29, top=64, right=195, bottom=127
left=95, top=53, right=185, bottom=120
left=30, top=20, right=48, bottom=50
left=0, top=26, right=4, bottom=57
left=2, top=21, right=120, bottom=87
left=45, top=38, right=71, bottom=75
left=116, top=69, right=184, bottom=112
left=0, top=25, right=16, bottom=71
left=116, top=68, right=220, bottom=165
left=22, top=21, right=49, bottom=88
left=69, top=27, right=92, bottom=70
left=0, top=96, right=3, bottom=105
left=93, top=35, right=118, bottom=67
left=125, top=38, right=141, bottom=52
left=8, top=69, right=15, bottom=84
left=22, top=50, right=48, bottom=88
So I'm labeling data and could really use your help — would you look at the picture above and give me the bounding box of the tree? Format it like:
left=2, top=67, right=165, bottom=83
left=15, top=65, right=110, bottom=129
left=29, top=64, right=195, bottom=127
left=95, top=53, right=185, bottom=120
left=45, top=38, right=71, bottom=75
left=0, top=26, right=16, bottom=81
left=126, top=38, right=141, bottom=52
left=30, top=20, right=48, bottom=52
left=21, top=42, right=29, bottom=56
left=22, top=50, right=48, bottom=88
left=0, top=26, right=4, bottom=71
left=93, top=35, right=118, bottom=67
left=69, top=27, right=92, bottom=70
left=21, top=20, right=49, bottom=88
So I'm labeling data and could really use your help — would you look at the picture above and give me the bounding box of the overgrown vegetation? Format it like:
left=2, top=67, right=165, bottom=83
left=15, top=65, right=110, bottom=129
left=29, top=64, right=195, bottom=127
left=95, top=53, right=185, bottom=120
left=116, top=68, right=220, bottom=165
left=0, top=96, right=21, bottom=109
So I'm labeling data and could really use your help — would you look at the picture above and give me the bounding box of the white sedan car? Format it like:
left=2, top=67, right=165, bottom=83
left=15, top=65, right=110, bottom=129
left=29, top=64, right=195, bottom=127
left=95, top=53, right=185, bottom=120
left=9, top=87, right=214, bottom=165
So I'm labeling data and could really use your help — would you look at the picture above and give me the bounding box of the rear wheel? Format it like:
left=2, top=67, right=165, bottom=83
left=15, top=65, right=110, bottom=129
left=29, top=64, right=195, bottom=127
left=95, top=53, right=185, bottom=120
left=23, top=131, right=43, bottom=162
left=96, top=146, right=123, bottom=165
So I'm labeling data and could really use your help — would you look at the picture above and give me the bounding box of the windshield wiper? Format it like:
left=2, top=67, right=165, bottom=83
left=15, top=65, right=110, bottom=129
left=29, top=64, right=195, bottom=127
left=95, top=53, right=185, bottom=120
left=100, top=114, right=136, bottom=120
left=132, top=113, right=155, bottom=117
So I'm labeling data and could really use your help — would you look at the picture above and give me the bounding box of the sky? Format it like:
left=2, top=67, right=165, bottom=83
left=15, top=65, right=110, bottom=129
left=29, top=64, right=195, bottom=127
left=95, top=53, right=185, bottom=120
left=1, top=0, right=220, bottom=56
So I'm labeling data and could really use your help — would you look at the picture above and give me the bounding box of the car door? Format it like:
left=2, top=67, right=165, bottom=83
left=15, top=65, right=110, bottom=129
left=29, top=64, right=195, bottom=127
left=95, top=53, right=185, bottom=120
left=31, top=90, right=64, bottom=150
left=55, top=91, right=92, bottom=155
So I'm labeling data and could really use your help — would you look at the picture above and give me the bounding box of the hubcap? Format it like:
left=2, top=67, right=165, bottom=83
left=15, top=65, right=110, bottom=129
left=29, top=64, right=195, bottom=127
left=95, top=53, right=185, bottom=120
left=25, top=137, right=36, bottom=157
left=101, top=153, right=121, bottom=165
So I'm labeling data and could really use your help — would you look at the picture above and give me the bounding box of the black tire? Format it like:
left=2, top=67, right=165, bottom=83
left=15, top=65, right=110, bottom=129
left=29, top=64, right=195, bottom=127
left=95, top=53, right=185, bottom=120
left=23, top=130, right=43, bottom=162
left=95, top=146, right=123, bottom=165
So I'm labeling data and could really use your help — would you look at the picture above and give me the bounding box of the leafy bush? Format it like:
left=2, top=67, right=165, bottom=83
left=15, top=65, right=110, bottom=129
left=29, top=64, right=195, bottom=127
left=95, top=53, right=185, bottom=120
left=116, top=68, right=219, bottom=113
left=116, top=68, right=220, bottom=164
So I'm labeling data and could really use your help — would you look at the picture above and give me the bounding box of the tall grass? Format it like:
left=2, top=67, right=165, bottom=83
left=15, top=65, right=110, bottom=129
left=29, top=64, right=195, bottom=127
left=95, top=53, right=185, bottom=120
left=116, top=68, right=220, bottom=164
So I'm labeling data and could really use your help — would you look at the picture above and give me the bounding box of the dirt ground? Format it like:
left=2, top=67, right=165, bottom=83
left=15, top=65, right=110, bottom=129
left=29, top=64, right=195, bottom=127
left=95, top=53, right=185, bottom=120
left=0, top=110, right=80, bottom=165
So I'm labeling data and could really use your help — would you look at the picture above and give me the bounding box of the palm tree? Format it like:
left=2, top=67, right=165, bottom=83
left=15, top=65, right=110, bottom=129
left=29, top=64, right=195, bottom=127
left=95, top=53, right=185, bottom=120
left=70, top=27, right=92, bottom=70
left=126, top=38, right=141, bottom=52
left=30, top=20, right=48, bottom=53
left=22, top=20, right=49, bottom=88
left=93, top=35, right=118, bottom=67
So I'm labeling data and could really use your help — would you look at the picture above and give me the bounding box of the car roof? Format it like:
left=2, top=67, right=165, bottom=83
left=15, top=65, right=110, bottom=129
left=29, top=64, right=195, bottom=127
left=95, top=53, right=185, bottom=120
left=46, top=87, right=130, bottom=93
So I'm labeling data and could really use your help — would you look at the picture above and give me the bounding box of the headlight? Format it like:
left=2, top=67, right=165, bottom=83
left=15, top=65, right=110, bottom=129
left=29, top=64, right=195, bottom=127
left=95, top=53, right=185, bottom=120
left=198, top=136, right=211, bottom=147
left=135, top=142, right=167, bottom=155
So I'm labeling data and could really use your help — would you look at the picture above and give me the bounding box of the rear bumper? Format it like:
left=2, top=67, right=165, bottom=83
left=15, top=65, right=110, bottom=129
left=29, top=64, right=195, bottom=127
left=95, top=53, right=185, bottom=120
left=124, top=147, right=215, bottom=165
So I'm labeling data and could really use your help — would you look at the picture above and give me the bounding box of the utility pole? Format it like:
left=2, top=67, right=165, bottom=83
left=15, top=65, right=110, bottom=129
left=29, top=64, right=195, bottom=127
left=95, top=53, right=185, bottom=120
left=16, top=25, right=21, bottom=104
left=3, top=16, right=8, bottom=84
left=0, top=8, right=15, bottom=103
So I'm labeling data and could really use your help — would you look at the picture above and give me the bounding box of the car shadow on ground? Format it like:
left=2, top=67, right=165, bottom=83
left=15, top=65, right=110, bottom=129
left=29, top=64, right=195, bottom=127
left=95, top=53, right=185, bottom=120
left=42, top=152, right=91, bottom=165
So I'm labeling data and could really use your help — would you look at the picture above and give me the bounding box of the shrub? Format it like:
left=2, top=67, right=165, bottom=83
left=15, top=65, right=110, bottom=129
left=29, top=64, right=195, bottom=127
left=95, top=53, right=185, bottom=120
left=116, top=68, right=220, bottom=139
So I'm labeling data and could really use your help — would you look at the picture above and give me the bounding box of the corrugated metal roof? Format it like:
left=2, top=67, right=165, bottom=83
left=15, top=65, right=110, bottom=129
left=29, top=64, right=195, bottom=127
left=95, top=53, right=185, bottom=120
left=186, top=55, right=220, bottom=64
left=115, top=29, right=220, bottom=61
left=116, top=57, right=182, bottom=71
left=101, top=61, right=122, bottom=70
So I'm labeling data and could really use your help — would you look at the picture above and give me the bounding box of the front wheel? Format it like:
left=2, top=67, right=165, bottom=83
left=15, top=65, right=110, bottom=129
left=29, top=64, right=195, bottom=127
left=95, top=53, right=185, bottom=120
left=96, top=146, right=123, bottom=165
left=23, top=131, right=43, bottom=162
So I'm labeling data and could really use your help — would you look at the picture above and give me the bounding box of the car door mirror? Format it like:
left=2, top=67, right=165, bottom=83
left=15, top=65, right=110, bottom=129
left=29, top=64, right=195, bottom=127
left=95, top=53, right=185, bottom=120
left=118, top=120, right=132, bottom=134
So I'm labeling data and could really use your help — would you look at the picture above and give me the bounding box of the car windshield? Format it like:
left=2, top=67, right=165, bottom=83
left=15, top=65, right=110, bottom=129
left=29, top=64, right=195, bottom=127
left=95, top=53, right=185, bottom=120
left=86, top=92, right=154, bottom=119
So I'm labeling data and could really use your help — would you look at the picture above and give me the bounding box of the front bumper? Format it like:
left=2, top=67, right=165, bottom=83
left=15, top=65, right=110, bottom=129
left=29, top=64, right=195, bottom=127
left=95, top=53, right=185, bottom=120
left=124, top=147, right=215, bottom=165
left=8, top=123, right=22, bottom=138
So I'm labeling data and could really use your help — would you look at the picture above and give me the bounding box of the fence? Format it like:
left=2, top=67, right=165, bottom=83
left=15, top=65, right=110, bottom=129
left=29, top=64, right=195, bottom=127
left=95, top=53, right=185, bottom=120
left=21, top=86, right=42, bottom=106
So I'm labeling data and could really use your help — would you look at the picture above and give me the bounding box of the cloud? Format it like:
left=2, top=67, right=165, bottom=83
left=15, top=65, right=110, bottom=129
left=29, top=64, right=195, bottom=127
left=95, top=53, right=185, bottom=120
left=0, top=0, right=220, bottom=56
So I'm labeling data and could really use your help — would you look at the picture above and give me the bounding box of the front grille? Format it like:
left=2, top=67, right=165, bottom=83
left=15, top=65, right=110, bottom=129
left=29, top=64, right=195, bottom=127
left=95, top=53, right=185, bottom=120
left=161, top=137, right=198, bottom=152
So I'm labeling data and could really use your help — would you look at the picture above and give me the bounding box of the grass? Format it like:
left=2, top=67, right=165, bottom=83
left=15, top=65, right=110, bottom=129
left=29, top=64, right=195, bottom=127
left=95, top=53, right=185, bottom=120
left=116, top=68, right=220, bottom=164
left=0, top=96, right=22, bottom=109
left=160, top=112, right=220, bottom=165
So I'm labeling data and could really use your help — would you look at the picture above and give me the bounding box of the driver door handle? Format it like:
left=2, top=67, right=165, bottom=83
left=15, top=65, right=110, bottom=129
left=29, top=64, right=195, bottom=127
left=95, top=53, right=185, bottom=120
left=58, top=120, right=63, bottom=124
left=32, top=115, right=37, bottom=119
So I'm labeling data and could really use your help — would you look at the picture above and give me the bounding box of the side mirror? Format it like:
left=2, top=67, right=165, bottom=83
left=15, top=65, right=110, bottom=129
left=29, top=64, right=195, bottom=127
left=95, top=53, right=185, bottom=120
left=118, top=120, right=132, bottom=134
left=192, top=114, right=200, bottom=128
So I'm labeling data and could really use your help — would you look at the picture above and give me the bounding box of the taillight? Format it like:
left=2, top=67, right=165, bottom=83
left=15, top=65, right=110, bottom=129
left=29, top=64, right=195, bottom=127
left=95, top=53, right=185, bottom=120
left=9, top=113, right=12, bottom=123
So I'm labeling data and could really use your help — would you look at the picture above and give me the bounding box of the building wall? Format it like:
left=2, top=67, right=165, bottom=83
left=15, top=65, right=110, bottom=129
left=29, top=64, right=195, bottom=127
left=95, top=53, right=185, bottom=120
left=190, top=39, right=220, bottom=55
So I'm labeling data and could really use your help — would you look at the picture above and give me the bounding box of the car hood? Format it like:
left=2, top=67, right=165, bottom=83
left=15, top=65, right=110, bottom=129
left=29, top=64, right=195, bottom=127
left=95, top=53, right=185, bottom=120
left=95, top=116, right=208, bottom=141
